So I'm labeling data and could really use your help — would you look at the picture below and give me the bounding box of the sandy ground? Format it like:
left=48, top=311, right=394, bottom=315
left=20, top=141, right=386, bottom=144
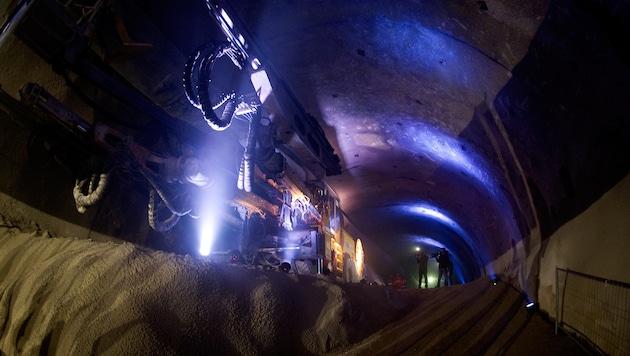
left=0, top=217, right=411, bottom=355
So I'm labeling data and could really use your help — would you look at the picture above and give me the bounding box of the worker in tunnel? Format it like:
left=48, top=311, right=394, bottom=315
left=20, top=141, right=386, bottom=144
left=416, top=250, right=429, bottom=288
left=434, top=247, right=453, bottom=287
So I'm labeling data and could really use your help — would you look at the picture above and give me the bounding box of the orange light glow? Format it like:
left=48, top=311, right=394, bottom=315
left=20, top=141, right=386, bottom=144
left=355, top=239, right=364, bottom=278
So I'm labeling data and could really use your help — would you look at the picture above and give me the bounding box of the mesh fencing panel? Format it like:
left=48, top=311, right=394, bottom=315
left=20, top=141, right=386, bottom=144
left=556, top=268, right=630, bottom=355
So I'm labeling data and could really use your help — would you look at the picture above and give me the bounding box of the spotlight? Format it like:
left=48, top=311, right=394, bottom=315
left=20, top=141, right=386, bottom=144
left=280, top=262, right=291, bottom=273
left=251, top=57, right=261, bottom=70
left=525, top=301, right=539, bottom=315
left=229, top=250, right=241, bottom=264
left=491, top=278, right=498, bottom=286
left=522, top=292, right=539, bottom=314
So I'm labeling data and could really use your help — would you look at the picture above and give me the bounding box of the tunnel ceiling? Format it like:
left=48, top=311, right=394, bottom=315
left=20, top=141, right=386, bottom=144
left=1, top=0, right=629, bottom=276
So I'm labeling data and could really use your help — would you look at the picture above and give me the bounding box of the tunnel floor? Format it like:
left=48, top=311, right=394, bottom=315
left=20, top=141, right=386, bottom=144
left=332, top=279, right=589, bottom=355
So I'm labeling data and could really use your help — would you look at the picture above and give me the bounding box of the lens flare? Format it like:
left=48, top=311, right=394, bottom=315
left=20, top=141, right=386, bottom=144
left=195, top=175, right=228, bottom=256
left=198, top=214, right=219, bottom=256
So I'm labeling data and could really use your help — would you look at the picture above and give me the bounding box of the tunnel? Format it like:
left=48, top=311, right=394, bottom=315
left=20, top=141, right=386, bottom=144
left=0, top=0, right=629, bottom=354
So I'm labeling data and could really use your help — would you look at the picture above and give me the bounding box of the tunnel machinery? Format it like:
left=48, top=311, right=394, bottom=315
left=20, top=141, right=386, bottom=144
left=0, top=0, right=372, bottom=282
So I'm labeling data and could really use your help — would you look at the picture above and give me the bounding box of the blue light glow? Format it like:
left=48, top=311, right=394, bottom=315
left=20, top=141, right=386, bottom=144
left=220, top=8, right=233, bottom=29
left=408, top=204, right=474, bottom=247
left=365, top=18, right=472, bottom=88
left=390, top=120, right=524, bottom=279
left=313, top=9, right=526, bottom=288
left=199, top=200, right=221, bottom=256
left=198, top=208, right=220, bottom=256
left=410, top=234, right=446, bottom=250
left=392, top=119, right=492, bottom=188
left=404, top=203, right=494, bottom=278
left=195, top=167, right=229, bottom=257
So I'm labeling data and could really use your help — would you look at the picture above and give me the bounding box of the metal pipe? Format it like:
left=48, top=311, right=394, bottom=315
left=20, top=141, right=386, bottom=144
left=0, top=0, right=36, bottom=49
left=555, top=267, right=559, bottom=335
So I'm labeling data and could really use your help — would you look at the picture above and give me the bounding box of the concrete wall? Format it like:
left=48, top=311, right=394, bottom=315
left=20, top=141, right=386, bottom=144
left=538, top=172, right=630, bottom=315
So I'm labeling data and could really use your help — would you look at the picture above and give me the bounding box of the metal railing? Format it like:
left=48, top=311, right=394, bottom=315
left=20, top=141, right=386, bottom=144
left=556, top=268, right=630, bottom=355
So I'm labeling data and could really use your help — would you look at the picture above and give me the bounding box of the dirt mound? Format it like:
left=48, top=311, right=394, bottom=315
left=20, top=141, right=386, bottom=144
left=0, top=223, right=409, bottom=355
